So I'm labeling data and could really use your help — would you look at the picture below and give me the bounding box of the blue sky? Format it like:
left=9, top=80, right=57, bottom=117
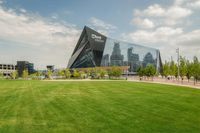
left=4, top=0, right=175, bottom=35
left=0, top=0, right=200, bottom=69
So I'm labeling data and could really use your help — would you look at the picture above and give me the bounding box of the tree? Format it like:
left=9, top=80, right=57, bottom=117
left=186, top=60, right=192, bottom=82
left=58, top=70, right=65, bottom=78
left=79, top=71, right=86, bottom=79
left=89, top=68, right=100, bottom=79
left=22, top=69, right=29, bottom=79
left=163, top=61, right=170, bottom=78
left=99, top=69, right=107, bottom=79
left=47, top=70, right=53, bottom=79
left=144, top=64, right=156, bottom=80
left=34, top=71, right=45, bottom=80
left=73, top=70, right=80, bottom=79
left=108, top=67, right=122, bottom=79
left=11, top=70, right=18, bottom=79
left=191, top=56, right=200, bottom=85
left=113, top=67, right=122, bottom=78
left=137, top=66, right=145, bottom=80
left=35, top=71, right=42, bottom=80
left=179, top=56, right=187, bottom=83
left=174, top=64, right=178, bottom=79
left=65, top=69, right=71, bottom=79
left=169, top=60, right=176, bottom=79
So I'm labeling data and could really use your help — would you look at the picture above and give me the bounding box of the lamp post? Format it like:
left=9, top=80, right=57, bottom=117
left=176, top=48, right=180, bottom=81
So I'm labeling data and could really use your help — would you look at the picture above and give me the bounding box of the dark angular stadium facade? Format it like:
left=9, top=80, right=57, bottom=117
left=68, top=26, right=162, bottom=73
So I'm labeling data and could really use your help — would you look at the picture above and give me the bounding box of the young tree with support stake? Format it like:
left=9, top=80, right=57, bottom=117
left=162, top=61, right=170, bottom=78
left=65, top=69, right=71, bottom=79
left=47, top=69, right=53, bottom=79
left=179, top=56, right=187, bottom=83
left=58, top=70, right=65, bottom=78
left=22, top=69, right=29, bottom=79
left=73, top=70, right=80, bottom=79
left=192, top=56, right=200, bottom=85
left=144, top=64, right=156, bottom=81
left=186, top=60, right=192, bottom=82
left=99, top=69, right=107, bottom=79
left=11, top=70, right=18, bottom=79
left=137, top=66, right=145, bottom=80
left=170, top=60, right=176, bottom=80
left=109, top=67, right=122, bottom=79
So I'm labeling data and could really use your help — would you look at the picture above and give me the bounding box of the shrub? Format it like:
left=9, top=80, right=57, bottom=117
left=11, top=70, right=18, bottom=79
left=108, top=67, right=122, bottom=79
left=22, top=69, right=29, bottom=79
left=73, top=70, right=80, bottom=79
left=144, top=64, right=156, bottom=80
left=99, top=69, right=107, bottom=79
left=65, top=69, right=71, bottom=79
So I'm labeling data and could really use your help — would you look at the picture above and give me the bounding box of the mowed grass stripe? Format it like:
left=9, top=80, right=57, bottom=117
left=0, top=80, right=200, bottom=133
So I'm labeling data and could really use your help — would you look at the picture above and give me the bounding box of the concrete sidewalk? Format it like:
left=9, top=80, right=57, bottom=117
left=128, top=79, right=200, bottom=89
left=43, top=79, right=126, bottom=82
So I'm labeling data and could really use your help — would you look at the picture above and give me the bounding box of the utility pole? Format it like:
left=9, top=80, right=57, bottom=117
left=176, top=48, right=180, bottom=81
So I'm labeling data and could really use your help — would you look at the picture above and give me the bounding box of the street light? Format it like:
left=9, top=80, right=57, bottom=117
left=176, top=48, right=180, bottom=81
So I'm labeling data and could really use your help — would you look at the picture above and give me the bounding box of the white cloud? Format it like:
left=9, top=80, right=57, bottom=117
left=174, top=0, right=200, bottom=8
left=134, top=4, right=165, bottom=17
left=88, top=17, right=117, bottom=36
left=177, top=30, right=200, bottom=47
left=123, top=27, right=183, bottom=44
left=134, top=3, right=192, bottom=26
left=19, top=8, right=26, bottom=13
left=122, top=26, right=200, bottom=61
left=167, top=6, right=192, bottom=19
left=126, top=0, right=200, bottom=61
left=165, top=6, right=192, bottom=25
left=187, top=0, right=200, bottom=8
left=131, top=18, right=155, bottom=29
left=0, top=5, right=81, bottom=69
left=174, top=0, right=186, bottom=6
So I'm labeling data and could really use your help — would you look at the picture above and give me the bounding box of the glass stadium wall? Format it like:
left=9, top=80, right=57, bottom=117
left=67, top=26, right=162, bottom=74
left=101, top=38, right=162, bottom=74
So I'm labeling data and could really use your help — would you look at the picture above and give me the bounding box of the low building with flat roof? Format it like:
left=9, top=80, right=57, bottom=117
left=0, top=64, right=17, bottom=76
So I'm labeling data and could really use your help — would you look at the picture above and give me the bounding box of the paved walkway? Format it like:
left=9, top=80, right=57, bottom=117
left=43, top=79, right=126, bottom=82
left=128, top=78, right=200, bottom=89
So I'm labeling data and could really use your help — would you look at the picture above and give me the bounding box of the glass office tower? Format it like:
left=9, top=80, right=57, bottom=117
left=68, top=26, right=162, bottom=73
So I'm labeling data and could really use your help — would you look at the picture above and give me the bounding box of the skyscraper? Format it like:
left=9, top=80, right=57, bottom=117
left=127, top=47, right=140, bottom=72
left=142, top=52, right=155, bottom=67
left=110, top=42, right=124, bottom=66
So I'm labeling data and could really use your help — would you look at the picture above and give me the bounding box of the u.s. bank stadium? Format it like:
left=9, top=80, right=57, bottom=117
left=67, top=26, right=162, bottom=74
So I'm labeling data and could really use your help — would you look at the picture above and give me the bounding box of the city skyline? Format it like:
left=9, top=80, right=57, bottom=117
left=101, top=40, right=160, bottom=72
left=0, top=0, right=200, bottom=69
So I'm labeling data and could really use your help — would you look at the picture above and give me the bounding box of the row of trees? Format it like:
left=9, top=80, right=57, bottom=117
left=3, top=56, right=200, bottom=83
left=162, top=56, right=200, bottom=84
left=6, top=66, right=123, bottom=80
left=137, top=64, right=157, bottom=80
left=49, top=67, right=123, bottom=79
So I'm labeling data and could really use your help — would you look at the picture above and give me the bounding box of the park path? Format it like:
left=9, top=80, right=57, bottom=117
left=128, top=78, right=200, bottom=90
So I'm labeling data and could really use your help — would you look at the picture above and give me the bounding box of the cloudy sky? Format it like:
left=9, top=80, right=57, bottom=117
left=0, top=0, right=200, bottom=69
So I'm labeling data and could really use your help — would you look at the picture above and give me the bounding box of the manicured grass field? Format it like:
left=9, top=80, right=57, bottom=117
left=0, top=80, right=200, bottom=133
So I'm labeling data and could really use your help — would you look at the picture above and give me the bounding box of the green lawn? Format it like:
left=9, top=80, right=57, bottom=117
left=0, top=80, right=200, bottom=133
